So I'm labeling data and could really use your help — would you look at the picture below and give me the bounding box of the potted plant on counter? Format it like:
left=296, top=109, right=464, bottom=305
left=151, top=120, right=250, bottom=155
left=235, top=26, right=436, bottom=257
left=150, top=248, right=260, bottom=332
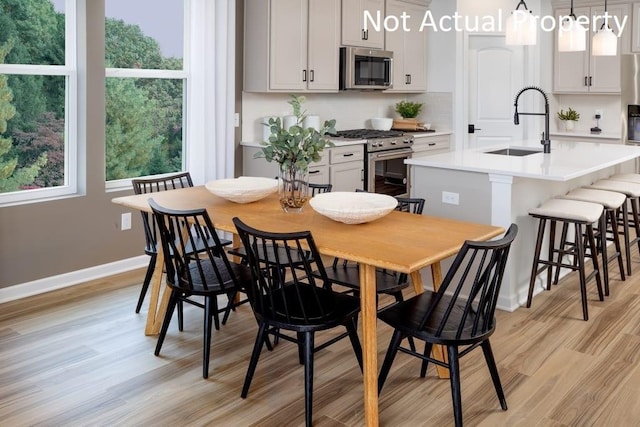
left=255, top=95, right=336, bottom=212
left=395, top=100, right=423, bottom=120
left=557, top=107, right=580, bottom=131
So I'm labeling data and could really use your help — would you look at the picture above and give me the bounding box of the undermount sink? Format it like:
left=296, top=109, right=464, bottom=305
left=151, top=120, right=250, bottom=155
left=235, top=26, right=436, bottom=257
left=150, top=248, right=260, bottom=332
left=484, top=147, right=541, bottom=157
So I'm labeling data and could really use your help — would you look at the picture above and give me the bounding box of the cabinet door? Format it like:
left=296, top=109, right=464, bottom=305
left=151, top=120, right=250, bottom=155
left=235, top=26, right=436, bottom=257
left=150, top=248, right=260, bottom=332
left=269, top=0, right=308, bottom=90
left=633, top=3, right=640, bottom=52
left=553, top=7, right=590, bottom=93
left=307, top=0, right=340, bottom=91
left=342, top=0, right=385, bottom=49
left=385, top=0, right=427, bottom=92
left=330, top=162, right=364, bottom=192
left=308, top=165, right=330, bottom=185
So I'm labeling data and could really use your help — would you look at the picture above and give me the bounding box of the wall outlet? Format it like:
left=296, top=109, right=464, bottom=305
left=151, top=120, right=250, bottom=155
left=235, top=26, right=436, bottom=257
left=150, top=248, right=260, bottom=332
left=234, top=113, right=240, bottom=127
left=595, top=109, right=603, bottom=119
left=121, top=212, right=132, bottom=230
left=442, top=191, right=459, bottom=205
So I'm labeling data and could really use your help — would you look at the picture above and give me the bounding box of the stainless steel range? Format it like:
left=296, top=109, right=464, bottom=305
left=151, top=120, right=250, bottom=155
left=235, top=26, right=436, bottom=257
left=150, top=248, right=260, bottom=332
left=330, top=129, right=414, bottom=197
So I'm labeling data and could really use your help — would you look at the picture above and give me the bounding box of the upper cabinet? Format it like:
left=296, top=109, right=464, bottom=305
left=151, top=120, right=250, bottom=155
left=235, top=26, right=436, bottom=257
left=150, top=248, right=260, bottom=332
left=384, top=0, right=427, bottom=92
left=244, top=0, right=340, bottom=92
left=342, top=0, right=385, bottom=49
left=553, top=4, right=628, bottom=94
left=632, top=2, right=640, bottom=52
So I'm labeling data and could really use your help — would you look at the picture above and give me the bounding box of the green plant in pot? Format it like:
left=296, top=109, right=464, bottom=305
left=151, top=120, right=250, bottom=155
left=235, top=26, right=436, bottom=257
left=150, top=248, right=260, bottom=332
left=395, top=100, right=423, bottom=119
left=557, top=107, right=580, bottom=131
left=255, top=95, right=336, bottom=212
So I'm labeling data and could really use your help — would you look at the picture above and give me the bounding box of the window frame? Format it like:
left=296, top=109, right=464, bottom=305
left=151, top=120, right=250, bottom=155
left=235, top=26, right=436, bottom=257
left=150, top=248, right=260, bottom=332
left=104, top=0, right=189, bottom=192
left=0, top=0, right=78, bottom=207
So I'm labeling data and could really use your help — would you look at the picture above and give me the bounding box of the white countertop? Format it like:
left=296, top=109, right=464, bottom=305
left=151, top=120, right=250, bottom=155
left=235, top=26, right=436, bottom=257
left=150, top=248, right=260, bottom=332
left=241, top=130, right=452, bottom=149
left=406, top=140, right=640, bottom=181
left=550, top=130, right=621, bottom=140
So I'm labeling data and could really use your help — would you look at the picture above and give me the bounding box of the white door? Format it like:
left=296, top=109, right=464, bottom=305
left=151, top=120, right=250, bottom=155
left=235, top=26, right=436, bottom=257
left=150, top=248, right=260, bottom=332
left=467, top=35, right=525, bottom=149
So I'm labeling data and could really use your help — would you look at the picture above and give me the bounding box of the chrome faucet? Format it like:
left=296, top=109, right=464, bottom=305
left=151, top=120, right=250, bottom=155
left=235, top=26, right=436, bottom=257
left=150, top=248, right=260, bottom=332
left=513, top=86, right=551, bottom=154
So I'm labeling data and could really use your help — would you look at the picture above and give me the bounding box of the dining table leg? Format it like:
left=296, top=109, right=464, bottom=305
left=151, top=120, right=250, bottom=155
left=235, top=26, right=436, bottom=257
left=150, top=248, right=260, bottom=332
left=360, top=263, right=379, bottom=427
left=144, top=249, right=171, bottom=336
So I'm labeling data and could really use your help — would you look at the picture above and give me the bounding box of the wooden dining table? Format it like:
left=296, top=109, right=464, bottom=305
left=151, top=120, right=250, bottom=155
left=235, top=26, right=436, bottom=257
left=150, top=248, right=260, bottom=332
left=112, top=186, right=504, bottom=426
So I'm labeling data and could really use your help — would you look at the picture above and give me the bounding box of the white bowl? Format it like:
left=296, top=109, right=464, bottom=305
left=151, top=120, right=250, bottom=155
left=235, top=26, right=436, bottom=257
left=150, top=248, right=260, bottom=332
left=309, top=192, right=398, bottom=224
left=205, top=176, right=278, bottom=204
left=371, top=118, right=393, bottom=131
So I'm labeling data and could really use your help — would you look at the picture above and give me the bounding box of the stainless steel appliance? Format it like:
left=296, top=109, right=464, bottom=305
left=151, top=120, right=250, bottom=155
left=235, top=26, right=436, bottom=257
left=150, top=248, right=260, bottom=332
left=339, top=47, right=393, bottom=90
left=621, top=54, right=640, bottom=145
left=331, top=129, right=414, bottom=197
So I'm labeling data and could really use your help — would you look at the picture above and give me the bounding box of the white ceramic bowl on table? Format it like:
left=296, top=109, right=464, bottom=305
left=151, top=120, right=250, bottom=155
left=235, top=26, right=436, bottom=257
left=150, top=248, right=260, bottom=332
left=205, top=176, right=278, bottom=204
left=309, top=191, right=398, bottom=224
left=370, top=118, right=393, bottom=131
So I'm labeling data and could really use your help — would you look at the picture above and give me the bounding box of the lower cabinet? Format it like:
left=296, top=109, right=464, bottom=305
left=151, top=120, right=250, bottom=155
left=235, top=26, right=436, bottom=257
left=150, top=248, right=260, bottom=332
left=242, top=144, right=364, bottom=191
left=328, top=144, right=364, bottom=192
left=412, top=135, right=451, bottom=157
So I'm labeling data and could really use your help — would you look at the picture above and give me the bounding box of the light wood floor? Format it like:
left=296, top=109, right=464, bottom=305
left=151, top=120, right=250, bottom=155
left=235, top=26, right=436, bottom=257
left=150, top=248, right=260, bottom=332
left=2, top=254, right=640, bottom=426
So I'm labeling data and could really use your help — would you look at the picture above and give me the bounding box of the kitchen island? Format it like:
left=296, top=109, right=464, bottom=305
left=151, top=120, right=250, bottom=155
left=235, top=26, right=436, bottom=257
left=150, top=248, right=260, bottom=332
left=407, top=140, right=640, bottom=312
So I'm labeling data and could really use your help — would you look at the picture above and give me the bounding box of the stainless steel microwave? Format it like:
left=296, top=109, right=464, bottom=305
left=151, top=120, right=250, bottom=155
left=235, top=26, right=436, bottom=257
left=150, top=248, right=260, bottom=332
left=339, top=46, right=393, bottom=90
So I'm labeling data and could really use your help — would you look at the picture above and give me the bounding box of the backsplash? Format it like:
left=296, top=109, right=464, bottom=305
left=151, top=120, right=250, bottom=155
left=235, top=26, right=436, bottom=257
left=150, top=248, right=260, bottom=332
left=241, top=91, right=453, bottom=143
left=551, top=94, right=621, bottom=135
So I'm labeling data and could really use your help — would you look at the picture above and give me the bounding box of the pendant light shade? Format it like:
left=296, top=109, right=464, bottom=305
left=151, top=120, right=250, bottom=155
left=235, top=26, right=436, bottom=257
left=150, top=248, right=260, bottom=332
left=592, top=27, right=618, bottom=56
left=505, top=1, right=537, bottom=46
left=558, top=0, right=586, bottom=52
left=592, top=0, right=618, bottom=56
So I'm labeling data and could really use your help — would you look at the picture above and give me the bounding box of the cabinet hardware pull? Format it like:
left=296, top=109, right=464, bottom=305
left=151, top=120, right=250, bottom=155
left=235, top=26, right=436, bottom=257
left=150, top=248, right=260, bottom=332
left=589, top=76, right=592, bottom=86
left=362, top=29, right=366, bottom=40
left=310, top=70, right=314, bottom=82
left=309, top=170, right=320, bottom=175
left=428, top=143, right=436, bottom=146
left=584, top=76, right=588, bottom=86
left=302, top=70, right=307, bottom=82
left=343, top=153, right=354, bottom=157
left=365, top=29, right=369, bottom=40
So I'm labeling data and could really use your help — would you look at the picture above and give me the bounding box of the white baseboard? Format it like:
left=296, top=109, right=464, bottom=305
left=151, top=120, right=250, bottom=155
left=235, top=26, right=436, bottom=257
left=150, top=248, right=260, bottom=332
left=0, top=256, right=148, bottom=304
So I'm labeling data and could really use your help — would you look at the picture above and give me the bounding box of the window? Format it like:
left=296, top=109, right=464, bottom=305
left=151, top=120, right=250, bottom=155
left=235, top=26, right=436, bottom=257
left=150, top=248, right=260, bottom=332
left=0, top=0, right=77, bottom=205
left=104, top=0, right=187, bottom=189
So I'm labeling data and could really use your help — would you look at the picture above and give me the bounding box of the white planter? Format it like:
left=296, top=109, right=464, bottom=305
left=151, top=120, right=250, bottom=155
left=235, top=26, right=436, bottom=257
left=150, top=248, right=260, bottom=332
left=563, top=120, right=576, bottom=131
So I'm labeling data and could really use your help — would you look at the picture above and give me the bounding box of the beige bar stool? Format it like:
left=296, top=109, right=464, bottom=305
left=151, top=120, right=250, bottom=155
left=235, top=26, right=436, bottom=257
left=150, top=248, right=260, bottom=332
left=557, top=188, right=626, bottom=296
left=528, top=198, right=604, bottom=321
left=588, top=179, right=640, bottom=276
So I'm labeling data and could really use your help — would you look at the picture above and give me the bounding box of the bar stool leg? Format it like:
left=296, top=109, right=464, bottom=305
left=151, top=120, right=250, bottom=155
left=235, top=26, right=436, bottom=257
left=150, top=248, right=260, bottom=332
left=586, top=223, right=604, bottom=303
left=575, top=223, right=589, bottom=321
left=609, top=209, right=626, bottom=282
left=547, top=220, right=557, bottom=290
left=599, top=213, right=610, bottom=297
left=621, top=202, right=632, bottom=276
left=553, top=222, right=570, bottom=285
left=527, top=217, right=547, bottom=308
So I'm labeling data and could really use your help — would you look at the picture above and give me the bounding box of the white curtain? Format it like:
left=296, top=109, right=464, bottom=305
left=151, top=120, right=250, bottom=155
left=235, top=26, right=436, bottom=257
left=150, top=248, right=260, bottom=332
left=187, top=0, right=236, bottom=184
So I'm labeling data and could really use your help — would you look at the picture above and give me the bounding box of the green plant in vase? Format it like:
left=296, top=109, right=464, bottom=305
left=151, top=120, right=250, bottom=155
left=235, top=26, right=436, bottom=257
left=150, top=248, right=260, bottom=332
left=255, top=95, right=336, bottom=212
left=557, top=107, right=580, bottom=131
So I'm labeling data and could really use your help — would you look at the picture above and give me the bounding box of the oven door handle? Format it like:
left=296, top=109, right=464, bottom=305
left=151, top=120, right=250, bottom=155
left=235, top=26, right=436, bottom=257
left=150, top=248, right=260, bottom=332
left=372, top=148, right=414, bottom=159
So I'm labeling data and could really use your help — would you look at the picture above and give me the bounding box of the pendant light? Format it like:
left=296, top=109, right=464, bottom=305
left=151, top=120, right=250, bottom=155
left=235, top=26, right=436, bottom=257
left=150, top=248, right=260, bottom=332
left=558, top=0, right=587, bottom=52
left=592, top=0, right=617, bottom=56
left=505, top=0, right=537, bottom=45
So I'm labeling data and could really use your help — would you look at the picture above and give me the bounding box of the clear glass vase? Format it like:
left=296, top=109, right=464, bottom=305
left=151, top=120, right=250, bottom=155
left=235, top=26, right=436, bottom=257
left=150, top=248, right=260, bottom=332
left=278, top=164, right=309, bottom=213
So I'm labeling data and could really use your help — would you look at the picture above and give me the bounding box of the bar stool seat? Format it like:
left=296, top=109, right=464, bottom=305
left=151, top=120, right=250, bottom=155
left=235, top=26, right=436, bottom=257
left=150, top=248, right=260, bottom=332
left=528, top=198, right=604, bottom=321
left=609, top=173, right=640, bottom=184
left=557, top=188, right=626, bottom=295
left=588, top=179, right=640, bottom=275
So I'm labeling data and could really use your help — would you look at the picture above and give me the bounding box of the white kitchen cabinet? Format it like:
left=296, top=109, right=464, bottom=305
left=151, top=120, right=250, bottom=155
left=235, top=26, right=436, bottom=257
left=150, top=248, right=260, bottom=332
left=411, top=134, right=450, bottom=157
left=329, top=145, right=365, bottom=192
left=632, top=3, right=640, bottom=52
left=244, top=0, right=340, bottom=92
left=242, top=144, right=364, bottom=191
left=342, top=0, right=385, bottom=49
left=553, top=4, right=628, bottom=94
left=384, top=0, right=427, bottom=92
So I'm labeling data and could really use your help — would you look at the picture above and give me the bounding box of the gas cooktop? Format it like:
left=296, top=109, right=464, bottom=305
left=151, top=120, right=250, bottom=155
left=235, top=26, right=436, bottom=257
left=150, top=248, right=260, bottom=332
left=328, top=129, right=405, bottom=139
